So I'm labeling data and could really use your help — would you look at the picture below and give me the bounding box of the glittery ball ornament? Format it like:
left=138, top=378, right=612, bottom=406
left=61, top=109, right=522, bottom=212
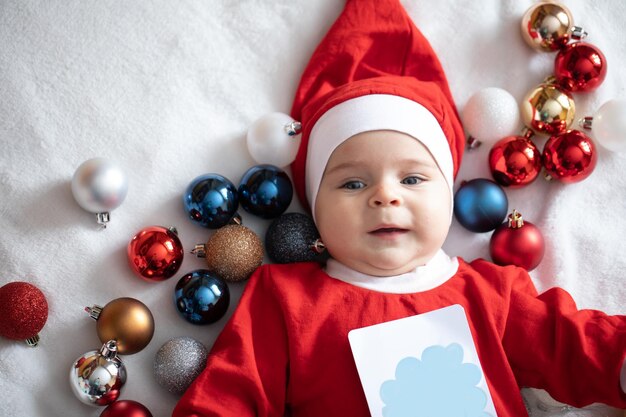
left=183, top=173, right=239, bottom=229
left=100, top=400, right=153, bottom=417
left=127, top=225, right=184, bottom=281
left=71, top=157, right=129, bottom=228
left=154, top=337, right=208, bottom=394
left=247, top=112, right=302, bottom=167
left=265, top=212, right=323, bottom=263
left=238, top=164, right=293, bottom=219
left=70, top=340, right=127, bottom=407
left=453, top=179, right=508, bottom=233
left=542, top=129, right=597, bottom=183
left=555, top=42, right=607, bottom=93
left=174, top=269, right=230, bottom=325
left=520, top=2, right=576, bottom=52
left=521, top=83, right=575, bottom=135
left=488, top=133, right=542, bottom=188
left=461, top=88, right=520, bottom=147
left=0, top=281, right=48, bottom=346
left=192, top=224, right=263, bottom=282
left=490, top=210, right=545, bottom=271
left=85, top=297, right=155, bottom=355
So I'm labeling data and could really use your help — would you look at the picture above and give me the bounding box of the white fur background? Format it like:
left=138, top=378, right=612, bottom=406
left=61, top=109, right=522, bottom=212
left=1, top=1, right=625, bottom=416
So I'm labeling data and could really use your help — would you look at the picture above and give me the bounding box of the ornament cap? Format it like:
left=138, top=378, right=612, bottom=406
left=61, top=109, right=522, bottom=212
left=310, top=238, right=326, bottom=254
left=100, top=340, right=119, bottom=360
left=466, top=136, right=482, bottom=150
left=25, top=334, right=40, bottom=347
left=508, top=210, right=524, bottom=229
left=97, top=212, right=111, bottom=229
left=570, top=26, right=588, bottom=41
left=543, top=75, right=557, bottom=85
left=579, top=116, right=593, bottom=130
left=191, top=244, right=207, bottom=258
left=521, top=127, right=535, bottom=139
left=85, top=305, right=103, bottom=320
left=168, top=226, right=179, bottom=235
left=229, top=213, right=242, bottom=225
left=285, top=120, right=302, bottom=136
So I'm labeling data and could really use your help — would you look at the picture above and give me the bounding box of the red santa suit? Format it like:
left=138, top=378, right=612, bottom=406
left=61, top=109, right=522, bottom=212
left=172, top=255, right=626, bottom=417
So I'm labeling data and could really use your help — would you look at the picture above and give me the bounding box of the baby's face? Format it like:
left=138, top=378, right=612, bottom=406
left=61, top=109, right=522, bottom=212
left=314, top=130, right=451, bottom=277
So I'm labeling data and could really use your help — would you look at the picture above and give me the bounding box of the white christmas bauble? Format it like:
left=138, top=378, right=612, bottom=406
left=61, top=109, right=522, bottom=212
left=246, top=112, right=301, bottom=167
left=592, top=99, right=626, bottom=152
left=462, top=88, right=520, bottom=145
left=71, top=157, right=128, bottom=213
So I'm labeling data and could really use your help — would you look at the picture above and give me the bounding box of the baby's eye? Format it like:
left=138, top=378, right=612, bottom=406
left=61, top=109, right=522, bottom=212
left=401, top=176, right=423, bottom=185
left=341, top=180, right=366, bottom=190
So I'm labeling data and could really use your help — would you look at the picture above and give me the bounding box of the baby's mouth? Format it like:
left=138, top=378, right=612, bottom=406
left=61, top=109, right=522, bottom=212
left=368, top=227, right=409, bottom=235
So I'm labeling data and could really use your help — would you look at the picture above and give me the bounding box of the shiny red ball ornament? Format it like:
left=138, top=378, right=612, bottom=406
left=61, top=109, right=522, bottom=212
left=0, top=281, right=48, bottom=346
left=490, top=210, right=545, bottom=271
left=128, top=226, right=184, bottom=281
left=555, top=42, right=607, bottom=92
left=488, top=133, right=542, bottom=188
left=542, top=129, right=597, bottom=183
left=100, top=400, right=153, bottom=417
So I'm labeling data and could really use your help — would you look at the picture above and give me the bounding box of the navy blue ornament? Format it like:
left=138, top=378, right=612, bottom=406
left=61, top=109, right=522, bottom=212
left=238, top=165, right=293, bottom=219
left=265, top=212, right=323, bottom=263
left=183, top=174, right=239, bottom=229
left=174, top=269, right=230, bottom=325
left=454, top=178, right=508, bottom=233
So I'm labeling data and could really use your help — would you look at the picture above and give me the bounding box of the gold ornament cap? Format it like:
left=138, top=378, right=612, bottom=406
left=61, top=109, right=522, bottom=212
left=507, top=210, right=525, bottom=229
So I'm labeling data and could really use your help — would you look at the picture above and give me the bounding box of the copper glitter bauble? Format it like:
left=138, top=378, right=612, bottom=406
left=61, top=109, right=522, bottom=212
left=0, top=281, right=48, bottom=346
left=194, top=224, right=264, bottom=282
left=127, top=225, right=184, bottom=281
left=521, top=2, right=574, bottom=51
left=488, top=134, right=542, bottom=188
left=542, top=129, right=597, bottom=183
left=521, top=83, right=575, bottom=135
left=85, top=297, right=155, bottom=355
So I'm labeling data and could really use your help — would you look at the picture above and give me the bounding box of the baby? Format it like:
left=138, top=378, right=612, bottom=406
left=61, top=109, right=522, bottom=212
left=174, top=0, right=626, bottom=416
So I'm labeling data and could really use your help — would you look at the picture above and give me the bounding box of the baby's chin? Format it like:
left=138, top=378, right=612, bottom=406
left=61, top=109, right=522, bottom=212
left=356, top=257, right=428, bottom=277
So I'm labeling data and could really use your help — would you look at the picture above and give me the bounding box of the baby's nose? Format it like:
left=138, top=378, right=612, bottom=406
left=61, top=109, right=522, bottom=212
left=369, top=184, right=402, bottom=207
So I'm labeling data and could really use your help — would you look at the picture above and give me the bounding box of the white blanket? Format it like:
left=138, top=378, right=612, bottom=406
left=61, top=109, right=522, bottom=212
left=1, top=1, right=624, bottom=416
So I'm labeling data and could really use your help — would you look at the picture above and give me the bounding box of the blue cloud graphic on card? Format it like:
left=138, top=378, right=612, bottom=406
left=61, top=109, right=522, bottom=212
left=380, top=343, right=492, bottom=417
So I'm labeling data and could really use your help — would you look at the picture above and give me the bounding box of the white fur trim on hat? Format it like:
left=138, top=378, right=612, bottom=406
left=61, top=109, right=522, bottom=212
left=306, top=94, right=454, bottom=221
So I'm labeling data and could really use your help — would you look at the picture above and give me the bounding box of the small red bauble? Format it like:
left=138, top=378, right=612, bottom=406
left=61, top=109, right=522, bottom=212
left=100, top=400, right=153, bottom=417
left=555, top=42, right=607, bottom=92
left=128, top=226, right=184, bottom=281
left=490, top=210, right=545, bottom=271
left=0, top=281, right=48, bottom=346
left=542, top=129, right=597, bottom=183
left=488, top=134, right=542, bottom=188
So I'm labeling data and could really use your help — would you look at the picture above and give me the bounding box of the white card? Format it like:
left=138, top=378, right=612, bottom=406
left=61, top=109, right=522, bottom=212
left=348, top=304, right=497, bottom=417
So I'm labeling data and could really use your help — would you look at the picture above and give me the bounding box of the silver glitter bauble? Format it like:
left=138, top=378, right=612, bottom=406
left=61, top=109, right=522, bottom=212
left=69, top=340, right=127, bottom=407
left=154, top=336, right=208, bottom=394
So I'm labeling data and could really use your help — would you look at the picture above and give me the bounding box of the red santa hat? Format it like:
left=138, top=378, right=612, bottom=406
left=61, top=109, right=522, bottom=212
left=289, top=0, right=465, bottom=216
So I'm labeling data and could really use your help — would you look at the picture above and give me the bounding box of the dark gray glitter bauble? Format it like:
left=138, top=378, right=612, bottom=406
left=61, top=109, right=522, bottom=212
left=265, top=212, right=322, bottom=263
left=154, top=336, right=208, bottom=394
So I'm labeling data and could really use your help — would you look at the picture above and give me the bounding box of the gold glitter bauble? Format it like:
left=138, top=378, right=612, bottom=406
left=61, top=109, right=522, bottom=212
left=521, top=83, right=575, bottom=135
left=205, top=225, right=264, bottom=282
left=521, top=2, right=574, bottom=51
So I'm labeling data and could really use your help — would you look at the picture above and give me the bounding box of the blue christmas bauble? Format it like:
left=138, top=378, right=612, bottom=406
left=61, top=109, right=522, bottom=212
left=453, top=178, right=508, bottom=233
left=183, top=174, right=238, bottom=229
left=174, top=270, right=230, bottom=325
left=238, top=165, right=293, bottom=219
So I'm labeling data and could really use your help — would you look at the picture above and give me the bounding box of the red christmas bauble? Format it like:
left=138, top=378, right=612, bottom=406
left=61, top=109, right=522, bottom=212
left=490, top=211, right=545, bottom=271
left=542, top=129, right=597, bottom=183
left=0, top=282, right=48, bottom=344
left=100, top=400, right=153, bottom=417
left=128, top=226, right=184, bottom=281
left=555, top=42, right=607, bottom=92
left=488, top=135, right=542, bottom=187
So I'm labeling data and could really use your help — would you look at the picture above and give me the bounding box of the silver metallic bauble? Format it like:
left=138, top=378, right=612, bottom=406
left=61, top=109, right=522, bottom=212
left=71, top=157, right=128, bottom=226
left=69, top=340, right=127, bottom=406
left=154, top=336, right=208, bottom=394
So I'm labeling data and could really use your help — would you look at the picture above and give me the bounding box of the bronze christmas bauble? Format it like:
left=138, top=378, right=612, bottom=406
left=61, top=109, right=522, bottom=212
left=203, top=225, right=264, bottom=282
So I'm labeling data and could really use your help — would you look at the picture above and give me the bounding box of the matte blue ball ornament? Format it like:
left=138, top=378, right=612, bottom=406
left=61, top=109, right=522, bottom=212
left=174, top=270, right=230, bottom=325
left=238, top=164, right=293, bottom=219
left=454, top=178, right=508, bottom=233
left=183, top=174, right=239, bottom=229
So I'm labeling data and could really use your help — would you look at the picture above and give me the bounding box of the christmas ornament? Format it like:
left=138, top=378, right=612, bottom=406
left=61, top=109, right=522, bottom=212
left=247, top=112, right=302, bottom=167
left=554, top=42, right=607, bottom=92
left=521, top=82, right=575, bottom=135
left=461, top=87, right=520, bottom=148
left=127, top=225, right=184, bottom=281
left=520, top=2, right=585, bottom=52
left=265, top=212, right=324, bottom=263
left=174, top=269, right=230, bottom=325
left=0, top=281, right=48, bottom=346
left=488, top=132, right=542, bottom=188
left=154, top=336, right=208, bottom=394
left=490, top=210, right=545, bottom=271
left=183, top=173, right=239, bottom=229
left=100, top=400, right=153, bottom=417
left=69, top=340, right=127, bottom=406
left=542, top=129, right=597, bottom=183
left=238, top=164, right=293, bottom=219
left=192, top=223, right=264, bottom=282
left=71, top=158, right=129, bottom=228
left=580, top=99, right=626, bottom=152
left=85, top=297, right=155, bottom=355
left=453, top=179, right=508, bottom=233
